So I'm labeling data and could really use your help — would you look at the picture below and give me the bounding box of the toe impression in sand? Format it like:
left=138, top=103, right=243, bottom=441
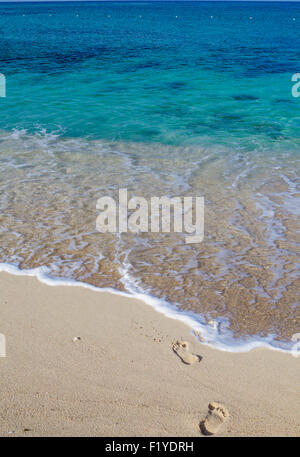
left=200, top=402, right=229, bottom=435
left=172, top=340, right=202, bottom=365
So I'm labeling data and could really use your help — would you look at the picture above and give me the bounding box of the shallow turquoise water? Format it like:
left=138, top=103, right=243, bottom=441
left=1, top=1, right=300, bottom=150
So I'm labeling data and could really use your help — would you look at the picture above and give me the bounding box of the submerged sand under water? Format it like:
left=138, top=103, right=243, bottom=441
left=0, top=130, right=299, bottom=344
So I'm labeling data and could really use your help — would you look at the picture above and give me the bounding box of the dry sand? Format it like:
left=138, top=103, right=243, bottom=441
left=0, top=271, right=299, bottom=437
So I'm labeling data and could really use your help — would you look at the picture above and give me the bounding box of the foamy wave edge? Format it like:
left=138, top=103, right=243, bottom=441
left=0, top=262, right=295, bottom=355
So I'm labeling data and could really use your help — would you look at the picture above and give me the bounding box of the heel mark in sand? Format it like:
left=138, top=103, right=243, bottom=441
left=200, top=402, right=229, bottom=435
left=172, top=340, right=202, bottom=365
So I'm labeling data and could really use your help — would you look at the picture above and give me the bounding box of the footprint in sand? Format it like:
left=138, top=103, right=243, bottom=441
left=172, top=340, right=201, bottom=365
left=200, top=402, right=229, bottom=435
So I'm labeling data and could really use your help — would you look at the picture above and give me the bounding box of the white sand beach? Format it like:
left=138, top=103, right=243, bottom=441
left=0, top=271, right=299, bottom=437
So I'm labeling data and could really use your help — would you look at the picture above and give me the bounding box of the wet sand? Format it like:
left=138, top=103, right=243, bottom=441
left=0, top=271, right=299, bottom=437
left=0, top=133, right=299, bottom=343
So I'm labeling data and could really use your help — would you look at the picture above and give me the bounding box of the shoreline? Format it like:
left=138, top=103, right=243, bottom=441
left=0, top=128, right=298, bottom=346
left=0, top=263, right=297, bottom=355
left=0, top=270, right=299, bottom=437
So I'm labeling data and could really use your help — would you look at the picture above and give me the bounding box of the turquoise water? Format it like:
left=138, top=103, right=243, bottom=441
left=0, top=2, right=299, bottom=349
left=1, top=1, right=300, bottom=149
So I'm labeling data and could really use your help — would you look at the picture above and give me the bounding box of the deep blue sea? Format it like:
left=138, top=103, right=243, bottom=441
left=1, top=1, right=300, bottom=148
left=0, top=2, right=299, bottom=351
